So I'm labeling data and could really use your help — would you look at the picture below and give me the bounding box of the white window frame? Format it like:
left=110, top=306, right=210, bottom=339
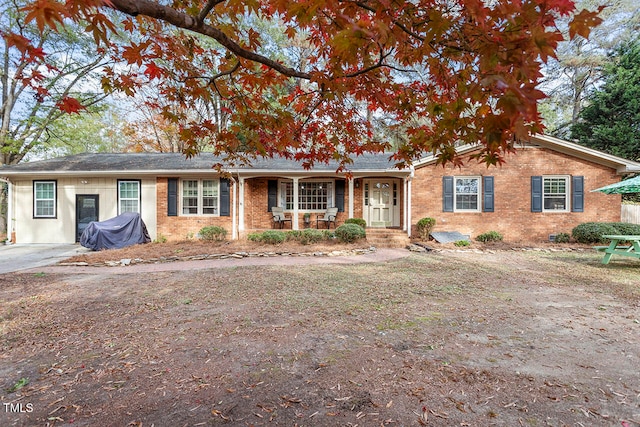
left=279, top=180, right=334, bottom=212
left=118, top=180, right=141, bottom=214
left=542, top=176, right=570, bottom=212
left=34, top=180, right=56, bottom=218
left=454, top=176, right=481, bottom=212
left=180, top=179, right=220, bottom=216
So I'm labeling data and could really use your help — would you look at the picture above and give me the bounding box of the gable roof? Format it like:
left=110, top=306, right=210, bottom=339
left=0, top=152, right=408, bottom=178
left=413, top=134, right=640, bottom=174
left=3, top=134, right=639, bottom=178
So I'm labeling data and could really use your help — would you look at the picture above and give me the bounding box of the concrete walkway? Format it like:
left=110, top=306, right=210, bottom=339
left=0, top=243, right=90, bottom=274
left=20, top=247, right=411, bottom=275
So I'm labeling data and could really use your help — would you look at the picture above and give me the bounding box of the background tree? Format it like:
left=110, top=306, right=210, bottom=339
left=571, top=38, right=640, bottom=161
left=539, top=0, right=640, bottom=137
left=0, top=0, right=115, bottom=166
left=18, top=0, right=603, bottom=170
left=41, top=106, right=126, bottom=157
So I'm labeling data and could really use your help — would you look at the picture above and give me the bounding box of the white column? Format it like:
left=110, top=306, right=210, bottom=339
left=406, top=174, right=413, bottom=237
left=238, top=177, right=245, bottom=236
left=292, top=177, right=299, bottom=230
left=348, top=177, right=354, bottom=219
left=232, top=177, right=238, bottom=240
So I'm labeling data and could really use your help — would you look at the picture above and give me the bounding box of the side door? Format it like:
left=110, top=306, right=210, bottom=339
left=76, top=195, right=99, bottom=242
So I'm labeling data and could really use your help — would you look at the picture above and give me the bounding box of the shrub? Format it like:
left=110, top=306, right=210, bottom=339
left=612, top=222, right=640, bottom=235
left=554, top=232, right=571, bottom=243
left=259, top=230, right=287, bottom=244
left=454, top=240, right=470, bottom=247
left=416, top=217, right=436, bottom=240
left=285, top=230, right=302, bottom=241
left=247, top=232, right=262, bottom=242
left=344, top=218, right=366, bottom=228
left=476, top=231, right=503, bottom=243
left=199, top=226, right=227, bottom=241
left=300, top=228, right=324, bottom=245
left=572, top=222, right=640, bottom=243
left=335, top=223, right=366, bottom=243
left=571, top=222, right=618, bottom=243
left=322, top=230, right=335, bottom=239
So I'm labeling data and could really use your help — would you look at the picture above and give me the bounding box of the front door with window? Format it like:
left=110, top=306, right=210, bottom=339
left=76, top=195, right=99, bottom=242
left=364, top=179, right=397, bottom=227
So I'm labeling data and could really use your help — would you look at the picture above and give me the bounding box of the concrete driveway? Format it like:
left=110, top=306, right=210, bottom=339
left=0, top=243, right=90, bottom=274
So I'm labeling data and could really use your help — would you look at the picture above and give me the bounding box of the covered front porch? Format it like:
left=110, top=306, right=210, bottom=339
left=235, top=171, right=413, bottom=234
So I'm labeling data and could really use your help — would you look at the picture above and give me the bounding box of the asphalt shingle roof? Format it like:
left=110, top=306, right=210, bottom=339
left=0, top=152, right=404, bottom=174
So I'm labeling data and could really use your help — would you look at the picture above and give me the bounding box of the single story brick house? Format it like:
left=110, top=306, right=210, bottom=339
left=2, top=134, right=639, bottom=244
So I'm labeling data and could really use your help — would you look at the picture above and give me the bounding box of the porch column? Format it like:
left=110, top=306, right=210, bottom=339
left=238, top=177, right=245, bottom=236
left=292, top=177, right=299, bottom=229
left=406, top=172, right=413, bottom=237
left=348, top=178, right=354, bottom=218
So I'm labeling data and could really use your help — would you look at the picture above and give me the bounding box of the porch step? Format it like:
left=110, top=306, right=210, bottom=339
left=365, top=228, right=411, bottom=248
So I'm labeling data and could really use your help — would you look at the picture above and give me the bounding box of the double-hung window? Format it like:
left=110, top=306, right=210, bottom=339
left=182, top=179, right=219, bottom=215
left=118, top=180, right=141, bottom=214
left=543, top=176, right=569, bottom=212
left=280, top=180, right=333, bottom=211
left=454, top=177, right=481, bottom=212
left=34, top=180, right=56, bottom=218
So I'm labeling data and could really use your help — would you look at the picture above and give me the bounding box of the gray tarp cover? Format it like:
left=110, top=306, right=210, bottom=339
left=80, top=212, right=151, bottom=251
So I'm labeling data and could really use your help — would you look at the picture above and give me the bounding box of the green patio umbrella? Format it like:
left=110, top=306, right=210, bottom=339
left=591, top=175, right=640, bottom=194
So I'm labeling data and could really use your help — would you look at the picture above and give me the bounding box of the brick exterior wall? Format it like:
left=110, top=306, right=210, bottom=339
left=411, top=147, right=622, bottom=242
left=156, top=178, right=234, bottom=241
left=154, top=147, right=624, bottom=243
left=243, top=177, right=350, bottom=230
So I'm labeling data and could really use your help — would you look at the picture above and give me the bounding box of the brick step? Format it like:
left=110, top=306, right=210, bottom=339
left=365, top=229, right=410, bottom=248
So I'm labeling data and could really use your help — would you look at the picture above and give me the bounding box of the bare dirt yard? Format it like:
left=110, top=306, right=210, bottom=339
left=1, top=242, right=639, bottom=427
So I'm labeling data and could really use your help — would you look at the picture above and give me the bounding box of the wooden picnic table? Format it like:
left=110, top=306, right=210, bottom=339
left=595, top=235, right=640, bottom=264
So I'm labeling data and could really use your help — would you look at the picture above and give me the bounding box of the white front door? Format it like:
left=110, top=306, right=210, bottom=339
left=365, top=180, right=395, bottom=227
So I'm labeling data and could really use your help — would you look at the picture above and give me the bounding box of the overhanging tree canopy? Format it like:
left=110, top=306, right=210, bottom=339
left=15, top=0, right=603, bottom=169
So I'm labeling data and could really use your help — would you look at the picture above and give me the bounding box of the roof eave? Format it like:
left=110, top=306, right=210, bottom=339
left=530, top=134, right=640, bottom=175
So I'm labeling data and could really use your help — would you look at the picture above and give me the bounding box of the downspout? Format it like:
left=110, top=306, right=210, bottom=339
left=0, top=177, right=12, bottom=243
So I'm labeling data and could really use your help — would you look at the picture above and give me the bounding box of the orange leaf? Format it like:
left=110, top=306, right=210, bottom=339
left=4, top=33, right=32, bottom=54
left=21, top=0, right=67, bottom=33
left=569, top=8, right=604, bottom=40
left=144, top=62, right=163, bottom=80
left=56, top=97, right=86, bottom=114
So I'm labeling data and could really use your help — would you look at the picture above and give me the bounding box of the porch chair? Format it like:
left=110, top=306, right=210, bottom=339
left=316, top=207, right=338, bottom=229
left=271, top=206, right=292, bottom=229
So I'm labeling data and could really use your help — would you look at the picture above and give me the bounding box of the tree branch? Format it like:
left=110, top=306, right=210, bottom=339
left=196, top=0, right=226, bottom=25
left=109, top=0, right=312, bottom=80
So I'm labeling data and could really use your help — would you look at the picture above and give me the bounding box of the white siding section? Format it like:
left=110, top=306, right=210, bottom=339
left=13, top=177, right=157, bottom=243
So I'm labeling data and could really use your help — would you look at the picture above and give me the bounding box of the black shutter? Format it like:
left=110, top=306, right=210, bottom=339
left=220, top=178, right=230, bottom=216
left=572, top=176, right=584, bottom=212
left=443, top=176, right=454, bottom=212
left=483, top=176, right=494, bottom=212
left=267, top=180, right=278, bottom=212
left=531, top=176, right=542, bottom=212
left=335, top=180, right=345, bottom=212
left=167, top=178, right=178, bottom=216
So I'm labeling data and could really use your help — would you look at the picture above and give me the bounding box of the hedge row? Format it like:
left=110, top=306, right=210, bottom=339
left=571, top=222, right=640, bottom=243
left=248, top=224, right=366, bottom=245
